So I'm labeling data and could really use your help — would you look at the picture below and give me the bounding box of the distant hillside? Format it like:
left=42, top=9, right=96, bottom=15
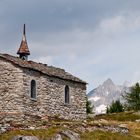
left=87, top=79, right=130, bottom=114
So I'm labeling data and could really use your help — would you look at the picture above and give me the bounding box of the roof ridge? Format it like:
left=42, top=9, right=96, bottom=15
left=0, top=53, right=86, bottom=84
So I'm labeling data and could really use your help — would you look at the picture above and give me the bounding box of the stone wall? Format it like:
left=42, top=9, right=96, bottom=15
left=0, top=58, right=87, bottom=121
left=22, top=68, right=87, bottom=120
left=0, top=58, right=25, bottom=122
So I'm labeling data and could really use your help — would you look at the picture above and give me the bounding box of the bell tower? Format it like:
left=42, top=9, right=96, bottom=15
left=17, top=24, right=30, bottom=60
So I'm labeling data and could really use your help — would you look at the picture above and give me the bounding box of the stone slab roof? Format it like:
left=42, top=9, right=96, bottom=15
left=0, top=53, right=86, bottom=84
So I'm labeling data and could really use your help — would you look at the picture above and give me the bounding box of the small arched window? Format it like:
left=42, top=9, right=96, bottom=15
left=31, top=80, right=36, bottom=99
left=65, top=85, right=69, bottom=104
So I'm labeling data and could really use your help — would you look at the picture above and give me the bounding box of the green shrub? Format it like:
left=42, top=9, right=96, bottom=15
left=106, top=100, right=124, bottom=114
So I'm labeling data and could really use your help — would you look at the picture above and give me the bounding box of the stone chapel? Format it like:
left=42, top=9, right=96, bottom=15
left=0, top=25, right=87, bottom=121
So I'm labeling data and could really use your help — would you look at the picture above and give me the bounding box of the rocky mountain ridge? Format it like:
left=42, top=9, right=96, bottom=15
left=87, top=79, right=130, bottom=114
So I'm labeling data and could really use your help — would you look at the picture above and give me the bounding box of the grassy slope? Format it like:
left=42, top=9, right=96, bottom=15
left=81, top=130, right=140, bottom=140
left=94, top=111, right=140, bottom=121
left=0, top=127, right=64, bottom=140
left=0, top=112, right=140, bottom=140
left=88, top=111, right=140, bottom=140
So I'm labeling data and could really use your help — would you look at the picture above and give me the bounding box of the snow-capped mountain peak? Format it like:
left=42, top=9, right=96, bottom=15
left=103, top=78, right=114, bottom=86
left=87, top=79, right=129, bottom=114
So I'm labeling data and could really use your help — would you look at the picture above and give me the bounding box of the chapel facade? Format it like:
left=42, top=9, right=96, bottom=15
left=0, top=25, right=87, bottom=121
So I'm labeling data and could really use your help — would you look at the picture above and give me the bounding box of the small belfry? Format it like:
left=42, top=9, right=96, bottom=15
left=17, top=24, right=30, bottom=60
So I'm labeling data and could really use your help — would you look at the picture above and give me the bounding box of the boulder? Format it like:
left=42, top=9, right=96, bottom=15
left=11, top=135, right=39, bottom=140
left=135, top=119, right=140, bottom=122
left=61, top=130, right=80, bottom=140
left=50, top=134, right=62, bottom=140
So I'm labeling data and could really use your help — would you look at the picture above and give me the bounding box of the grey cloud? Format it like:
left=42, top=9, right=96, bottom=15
left=1, top=0, right=140, bottom=33
left=1, top=0, right=140, bottom=91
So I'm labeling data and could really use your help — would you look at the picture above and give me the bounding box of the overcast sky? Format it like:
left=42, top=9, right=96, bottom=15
left=1, top=0, right=140, bottom=92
